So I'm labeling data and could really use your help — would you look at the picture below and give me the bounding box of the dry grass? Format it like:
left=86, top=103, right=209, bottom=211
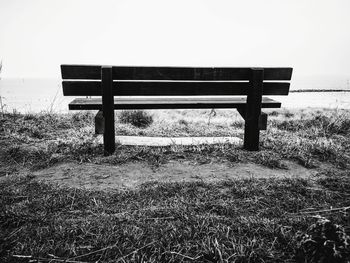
left=1, top=108, right=350, bottom=262
left=1, top=108, right=349, bottom=171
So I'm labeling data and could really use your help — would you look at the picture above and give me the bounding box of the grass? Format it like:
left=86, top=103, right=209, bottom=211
left=0, top=174, right=349, bottom=262
left=1, top=108, right=349, bottom=172
left=1, top=108, right=350, bottom=262
left=119, top=110, right=154, bottom=128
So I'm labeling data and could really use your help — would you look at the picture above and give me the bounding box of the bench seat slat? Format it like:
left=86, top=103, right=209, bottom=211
left=68, top=97, right=281, bottom=110
left=61, top=65, right=293, bottom=81
left=62, top=81, right=290, bottom=96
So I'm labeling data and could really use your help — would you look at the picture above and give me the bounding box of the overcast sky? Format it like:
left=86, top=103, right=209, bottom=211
left=1, top=0, right=350, bottom=78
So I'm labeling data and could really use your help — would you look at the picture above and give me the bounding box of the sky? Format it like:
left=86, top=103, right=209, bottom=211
left=0, top=0, right=350, bottom=78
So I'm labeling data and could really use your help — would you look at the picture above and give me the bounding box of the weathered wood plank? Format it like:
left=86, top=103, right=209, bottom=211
left=113, top=67, right=292, bottom=81
left=61, top=65, right=102, bottom=79
left=101, top=66, right=115, bottom=155
left=68, top=97, right=281, bottom=110
left=62, top=81, right=290, bottom=96
left=63, top=81, right=102, bottom=95
left=61, top=65, right=293, bottom=81
left=244, top=69, right=264, bottom=151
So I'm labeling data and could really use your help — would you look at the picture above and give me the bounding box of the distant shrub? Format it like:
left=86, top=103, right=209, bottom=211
left=269, top=110, right=279, bottom=116
left=119, top=110, right=153, bottom=128
left=71, top=111, right=94, bottom=124
left=284, top=111, right=294, bottom=118
left=178, top=119, right=189, bottom=126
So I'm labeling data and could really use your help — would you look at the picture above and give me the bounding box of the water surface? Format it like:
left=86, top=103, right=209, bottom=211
left=1, top=78, right=350, bottom=113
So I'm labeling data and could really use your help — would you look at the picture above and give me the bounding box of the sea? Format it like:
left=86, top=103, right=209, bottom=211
left=0, top=76, right=350, bottom=113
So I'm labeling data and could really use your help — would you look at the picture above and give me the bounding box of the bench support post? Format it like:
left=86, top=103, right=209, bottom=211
left=102, top=66, right=115, bottom=155
left=244, top=68, right=264, bottom=151
left=237, top=107, right=267, bottom=130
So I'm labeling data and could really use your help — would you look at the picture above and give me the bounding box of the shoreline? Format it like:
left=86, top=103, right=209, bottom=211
left=1, top=90, right=350, bottom=113
left=290, top=89, right=350, bottom=92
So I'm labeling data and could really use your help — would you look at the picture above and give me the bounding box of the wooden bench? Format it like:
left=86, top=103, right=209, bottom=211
left=61, top=65, right=292, bottom=155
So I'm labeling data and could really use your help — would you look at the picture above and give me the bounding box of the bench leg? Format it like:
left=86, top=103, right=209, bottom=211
left=102, top=66, right=115, bottom=155
left=237, top=108, right=267, bottom=131
left=243, top=68, right=264, bottom=151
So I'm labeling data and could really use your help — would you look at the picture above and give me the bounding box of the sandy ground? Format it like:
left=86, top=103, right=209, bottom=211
left=112, top=136, right=242, bottom=146
left=32, top=160, right=318, bottom=191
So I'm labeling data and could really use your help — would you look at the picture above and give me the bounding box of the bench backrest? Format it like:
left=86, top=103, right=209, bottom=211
left=61, top=65, right=292, bottom=97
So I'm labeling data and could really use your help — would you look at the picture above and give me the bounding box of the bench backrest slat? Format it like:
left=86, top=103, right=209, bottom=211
left=61, top=65, right=292, bottom=81
left=62, top=81, right=290, bottom=96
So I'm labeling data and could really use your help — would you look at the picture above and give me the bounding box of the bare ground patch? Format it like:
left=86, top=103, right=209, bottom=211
left=32, top=160, right=318, bottom=190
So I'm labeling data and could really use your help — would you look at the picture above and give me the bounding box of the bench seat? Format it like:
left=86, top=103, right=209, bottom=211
left=69, top=96, right=281, bottom=110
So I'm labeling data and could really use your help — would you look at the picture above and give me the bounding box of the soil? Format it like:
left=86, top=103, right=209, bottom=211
left=32, top=160, right=319, bottom=191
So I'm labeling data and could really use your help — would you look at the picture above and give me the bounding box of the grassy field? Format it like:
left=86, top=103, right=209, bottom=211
left=0, top=108, right=350, bottom=262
